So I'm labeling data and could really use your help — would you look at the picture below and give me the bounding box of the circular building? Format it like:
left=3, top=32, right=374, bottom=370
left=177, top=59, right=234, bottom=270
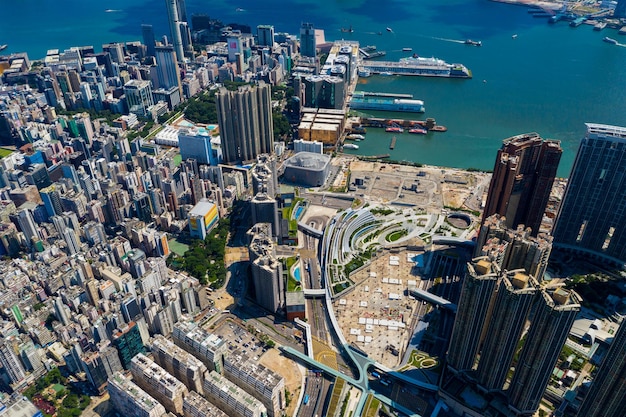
left=282, top=151, right=331, bottom=186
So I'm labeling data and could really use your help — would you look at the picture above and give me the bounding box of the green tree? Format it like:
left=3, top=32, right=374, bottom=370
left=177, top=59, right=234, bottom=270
left=273, top=111, right=290, bottom=140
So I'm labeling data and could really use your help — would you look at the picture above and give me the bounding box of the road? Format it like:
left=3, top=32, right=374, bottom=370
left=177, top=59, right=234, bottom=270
left=298, top=374, right=331, bottom=417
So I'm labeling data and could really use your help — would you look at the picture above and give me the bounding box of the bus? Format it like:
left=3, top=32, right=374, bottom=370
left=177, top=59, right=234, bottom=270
left=303, top=394, right=310, bottom=405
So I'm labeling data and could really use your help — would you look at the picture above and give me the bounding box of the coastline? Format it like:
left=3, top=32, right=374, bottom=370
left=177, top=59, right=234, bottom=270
left=488, top=0, right=563, bottom=10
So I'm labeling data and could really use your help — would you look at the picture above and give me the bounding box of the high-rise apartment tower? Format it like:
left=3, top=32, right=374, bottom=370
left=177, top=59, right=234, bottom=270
left=553, top=123, right=626, bottom=266
left=483, top=133, right=562, bottom=236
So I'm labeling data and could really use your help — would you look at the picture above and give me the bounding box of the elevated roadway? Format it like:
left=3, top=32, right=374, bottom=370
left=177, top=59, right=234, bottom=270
left=408, top=288, right=457, bottom=313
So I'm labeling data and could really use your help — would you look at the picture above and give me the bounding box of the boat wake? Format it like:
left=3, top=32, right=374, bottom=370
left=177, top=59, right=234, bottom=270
left=105, top=9, right=121, bottom=12
left=432, top=37, right=465, bottom=44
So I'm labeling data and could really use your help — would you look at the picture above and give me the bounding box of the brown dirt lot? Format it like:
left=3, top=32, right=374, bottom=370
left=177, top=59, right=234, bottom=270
left=259, top=348, right=304, bottom=416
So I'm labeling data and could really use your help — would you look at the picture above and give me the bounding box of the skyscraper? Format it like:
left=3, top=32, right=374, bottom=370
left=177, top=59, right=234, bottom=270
left=0, top=340, right=26, bottom=385
left=248, top=223, right=285, bottom=314
left=507, top=288, right=580, bottom=416
left=251, top=194, right=280, bottom=237
left=257, top=25, right=275, bottom=47
left=16, top=208, right=39, bottom=243
left=476, top=214, right=553, bottom=281
left=483, top=133, right=562, bottom=236
left=165, top=0, right=184, bottom=61
left=111, top=321, right=145, bottom=369
left=216, top=82, right=274, bottom=164
left=576, top=320, right=626, bottom=417
left=123, top=80, right=154, bottom=118
left=102, top=43, right=125, bottom=64
left=300, top=23, right=316, bottom=58
left=446, top=258, right=499, bottom=373
left=141, top=24, right=157, bottom=57
left=164, top=0, right=191, bottom=61
left=476, top=271, right=538, bottom=392
left=40, top=184, right=63, bottom=219
left=553, top=123, right=626, bottom=265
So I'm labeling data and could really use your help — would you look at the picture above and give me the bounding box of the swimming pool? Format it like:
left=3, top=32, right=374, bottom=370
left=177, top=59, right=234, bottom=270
left=293, top=266, right=301, bottom=282
left=294, top=205, right=304, bottom=220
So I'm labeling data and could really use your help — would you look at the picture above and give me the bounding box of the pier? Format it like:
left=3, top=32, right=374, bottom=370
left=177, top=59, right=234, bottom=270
left=359, top=47, right=387, bottom=60
left=361, top=117, right=448, bottom=132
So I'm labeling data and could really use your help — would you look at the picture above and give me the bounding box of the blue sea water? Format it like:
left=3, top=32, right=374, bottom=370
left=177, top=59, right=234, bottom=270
left=2, top=0, right=626, bottom=176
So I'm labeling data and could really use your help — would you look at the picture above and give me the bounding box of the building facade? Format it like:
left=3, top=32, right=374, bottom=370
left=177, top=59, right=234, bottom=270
left=151, top=335, right=207, bottom=393
left=124, top=80, right=154, bottom=118
left=155, top=46, right=182, bottom=95
left=223, top=349, right=285, bottom=417
left=553, top=123, right=626, bottom=266
left=172, top=320, right=227, bottom=373
left=248, top=224, right=284, bottom=314
left=483, top=133, right=562, bottom=236
left=216, top=82, right=273, bottom=164
left=475, top=214, right=552, bottom=281
left=203, top=370, right=268, bottom=417
left=476, top=271, right=538, bottom=392
left=446, top=259, right=499, bottom=373
left=576, top=319, right=626, bottom=417
left=507, top=288, right=580, bottom=415
left=108, top=372, right=167, bottom=417
left=130, top=353, right=188, bottom=415
left=111, top=321, right=145, bottom=369
left=188, top=200, right=219, bottom=240
left=183, top=391, right=228, bottom=417
left=300, top=23, right=316, bottom=58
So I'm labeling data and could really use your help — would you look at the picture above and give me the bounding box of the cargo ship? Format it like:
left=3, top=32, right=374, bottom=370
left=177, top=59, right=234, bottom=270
left=350, top=92, right=425, bottom=113
left=361, top=56, right=471, bottom=78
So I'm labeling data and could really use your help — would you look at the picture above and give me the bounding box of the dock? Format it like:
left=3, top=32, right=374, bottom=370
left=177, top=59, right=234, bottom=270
left=355, top=92, right=414, bottom=99
left=390, top=136, right=397, bottom=150
left=361, top=117, right=447, bottom=132
left=361, top=154, right=390, bottom=160
left=359, top=47, right=387, bottom=60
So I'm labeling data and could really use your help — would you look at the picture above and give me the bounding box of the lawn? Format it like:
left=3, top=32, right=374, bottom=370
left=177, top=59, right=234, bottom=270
left=363, top=394, right=381, bottom=417
left=168, top=238, right=189, bottom=256
left=0, top=148, right=14, bottom=158
left=408, top=350, right=439, bottom=369
left=386, top=229, right=408, bottom=242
